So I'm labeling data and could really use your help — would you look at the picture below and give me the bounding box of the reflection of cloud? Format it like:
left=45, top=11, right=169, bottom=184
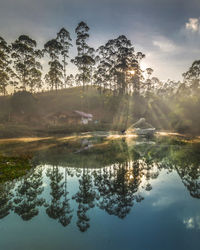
left=183, top=218, right=195, bottom=229
left=152, top=196, right=175, bottom=207
left=183, top=216, right=200, bottom=229
left=185, top=18, right=200, bottom=33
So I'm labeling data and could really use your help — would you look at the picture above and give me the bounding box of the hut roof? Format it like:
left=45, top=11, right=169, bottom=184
left=74, top=110, right=93, bottom=118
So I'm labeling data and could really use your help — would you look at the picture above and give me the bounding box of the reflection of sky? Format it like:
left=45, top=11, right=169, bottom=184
left=1, top=164, right=200, bottom=250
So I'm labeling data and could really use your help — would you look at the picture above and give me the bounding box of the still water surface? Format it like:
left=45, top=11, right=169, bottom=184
left=0, top=135, right=200, bottom=250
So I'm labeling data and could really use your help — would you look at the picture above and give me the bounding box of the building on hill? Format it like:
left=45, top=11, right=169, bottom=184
left=45, top=111, right=93, bottom=126
left=74, top=111, right=93, bottom=124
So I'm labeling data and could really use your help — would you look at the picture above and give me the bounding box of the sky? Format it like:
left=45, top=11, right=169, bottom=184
left=1, top=0, right=200, bottom=81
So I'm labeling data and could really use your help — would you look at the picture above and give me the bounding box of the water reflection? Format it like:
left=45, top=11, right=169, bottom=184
left=0, top=136, right=200, bottom=233
left=46, top=166, right=73, bottom=226
left=13, top=167, right=44, bottom=221
left=0, top=181, right=13, bottom=219
left=73, top=168, right=97, bottom=232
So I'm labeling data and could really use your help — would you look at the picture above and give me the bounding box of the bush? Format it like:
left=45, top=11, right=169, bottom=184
left=10, top=91, right=37, bottom=115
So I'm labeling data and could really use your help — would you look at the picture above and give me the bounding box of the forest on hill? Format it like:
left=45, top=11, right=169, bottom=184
left=0, top=21, right=200, bottom=137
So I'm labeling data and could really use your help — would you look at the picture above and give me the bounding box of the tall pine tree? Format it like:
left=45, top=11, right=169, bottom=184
left=72, top=22, right=95, bottom=90
left=11, top=35, right=43, bottom=92
left=56, top=28, right=72, bottom=88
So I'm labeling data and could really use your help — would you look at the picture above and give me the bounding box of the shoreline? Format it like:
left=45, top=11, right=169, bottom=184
left=0, top=131, right=199, bottom=143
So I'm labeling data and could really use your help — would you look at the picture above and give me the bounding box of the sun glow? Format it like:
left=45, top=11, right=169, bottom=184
left=128, top=70, right=135, bottom=75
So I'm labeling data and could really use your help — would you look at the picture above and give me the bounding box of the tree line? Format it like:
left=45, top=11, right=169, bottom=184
left=1, top=21, right=199, bottom=96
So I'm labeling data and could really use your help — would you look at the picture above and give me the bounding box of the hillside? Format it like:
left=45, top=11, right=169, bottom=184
left=0, top=86, right=200, bottom=138
left=0, top=87, right=124, bottom=137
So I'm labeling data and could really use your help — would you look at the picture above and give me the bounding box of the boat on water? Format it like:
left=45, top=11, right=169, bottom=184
left=126, top=118, right=156, bottom=136
left=134, top=127, right=156, bottom=136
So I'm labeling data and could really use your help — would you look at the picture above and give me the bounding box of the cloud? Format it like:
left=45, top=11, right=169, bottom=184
left=1, top=0, right=200, bottom=81
left=185, top=18, right=200, bottom=33
left=153, top=37, right=177, bottom=53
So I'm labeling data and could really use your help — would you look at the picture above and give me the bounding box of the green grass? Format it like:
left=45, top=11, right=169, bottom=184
left=0, top=155, right=32, bottom=182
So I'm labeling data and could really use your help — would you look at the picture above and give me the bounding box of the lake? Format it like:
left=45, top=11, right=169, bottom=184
left=0, top=134, right=200, bottom=250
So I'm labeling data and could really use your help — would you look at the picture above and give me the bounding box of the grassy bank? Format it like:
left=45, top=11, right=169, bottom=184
left=0, top=155, right=32, bottom=182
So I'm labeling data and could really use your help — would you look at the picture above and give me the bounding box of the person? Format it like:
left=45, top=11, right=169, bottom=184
left=121, top=129, right=126, bottom=134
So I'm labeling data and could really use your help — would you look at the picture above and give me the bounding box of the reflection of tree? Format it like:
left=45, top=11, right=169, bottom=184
left=46, top=166, right=73, bottom=226
left=46, top=166, right=64, bottom=219
left=59, top=169, right=73, bottom=226
left=94, top=161, right=144, bottom=219
left=0, top=182, right=14, bottom=219
left=176, top=164, right=200, bottom=199
left=72, top=168, right=96, bottom=232
left=142, top=158, right=158, bottom=191
left=13, top=166, right=44, bottom=220
left=165, top=143, right=200, bottom=199
left=1, top=137, right=200, bottom=230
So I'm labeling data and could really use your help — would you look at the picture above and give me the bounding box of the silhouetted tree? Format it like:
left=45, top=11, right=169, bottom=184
left=72, top=22, right=95, bottom=89
left=56, top=28, right=72, bottom=88
left=183, top=60, right=200, bottom=94
left=66, top=74, right=74, bottom=88
left=44, top=39, right=63, bottom=90
left=11, top=35, right=43, bottom=92
left=0, top=36, right=12, bottom=95
left=95, top=35, right=145, bottom=95
left=94, top=45, right=114, bottom=93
